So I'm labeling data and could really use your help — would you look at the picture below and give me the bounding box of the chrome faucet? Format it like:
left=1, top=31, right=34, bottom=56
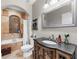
left=49, top=36, right=51, bottom=40
left=51, top=34, right=54, bottom=40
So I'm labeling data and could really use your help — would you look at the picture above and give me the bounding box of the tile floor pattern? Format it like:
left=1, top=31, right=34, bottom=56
left=2, top=49, right=33, bottom=59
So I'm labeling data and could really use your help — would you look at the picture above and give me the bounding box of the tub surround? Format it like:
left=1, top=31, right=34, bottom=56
left=1, top=39, right=23, bottom=56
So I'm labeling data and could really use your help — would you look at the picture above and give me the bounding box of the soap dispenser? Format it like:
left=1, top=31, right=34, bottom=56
left=64, top=34, right=69, bottom=44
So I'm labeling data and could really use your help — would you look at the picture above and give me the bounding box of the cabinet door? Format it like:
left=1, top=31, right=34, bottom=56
left=34, top=41, right=56, bottom=59
left=38, top=48, right=44, bottom=59
left=34, top=41, right=40, bottom=59
left=56, top=50, right=72, bottom=59
left=34, top=41, right=46, bottom=59
left=44, top=49, right=55, bottom=59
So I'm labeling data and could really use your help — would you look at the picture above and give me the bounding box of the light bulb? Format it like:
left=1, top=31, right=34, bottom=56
left=43, top=4, right=49, bottom=9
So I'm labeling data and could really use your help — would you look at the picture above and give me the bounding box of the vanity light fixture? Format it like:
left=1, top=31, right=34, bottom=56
left=43, top=0, right=49, bottom=9
left=43, top=0, right=58, bottom=9
left=49, top=0, right=58, bottom=5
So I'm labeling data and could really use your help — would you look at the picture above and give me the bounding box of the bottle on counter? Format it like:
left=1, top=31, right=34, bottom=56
left=56, top=35, right=62, bottom=44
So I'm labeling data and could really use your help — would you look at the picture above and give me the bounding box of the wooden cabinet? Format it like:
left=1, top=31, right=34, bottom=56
left=1, top=47, right=11, bottom=56
left=33, top=40, right=75, bottom=59
left=56, top=50, right=72, bottom=59
left=33, top=41, right=55, bottom=59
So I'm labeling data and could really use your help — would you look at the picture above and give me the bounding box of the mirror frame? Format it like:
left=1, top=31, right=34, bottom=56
left=42, top=0, right=77, bottom=28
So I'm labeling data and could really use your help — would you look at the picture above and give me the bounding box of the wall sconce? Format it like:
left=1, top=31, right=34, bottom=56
left=2, top=9, right=9, bottom=16
left=20, top=12, right=29, bottom=20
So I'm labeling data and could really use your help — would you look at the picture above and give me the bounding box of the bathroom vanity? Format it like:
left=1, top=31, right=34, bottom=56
left=33, top=37, right=76, bottom=59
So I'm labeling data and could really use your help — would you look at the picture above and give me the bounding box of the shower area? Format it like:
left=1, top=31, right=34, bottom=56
left=1, top=5, right=33, bottom=59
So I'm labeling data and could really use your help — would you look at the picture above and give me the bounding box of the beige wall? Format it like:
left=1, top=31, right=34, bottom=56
left=1, top=9, right=22, bottom=39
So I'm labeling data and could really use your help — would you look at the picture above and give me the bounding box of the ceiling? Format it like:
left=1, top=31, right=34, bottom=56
left=1, top=0, right=36, bottom=14
left=1, top=0, right=36, bottom=9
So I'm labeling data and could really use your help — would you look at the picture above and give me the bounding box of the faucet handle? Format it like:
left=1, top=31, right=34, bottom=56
left=49, top=36, right=51, bottom=40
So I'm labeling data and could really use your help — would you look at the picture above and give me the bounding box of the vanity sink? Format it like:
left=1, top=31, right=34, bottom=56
left=42, top=40, right=56, bottom=44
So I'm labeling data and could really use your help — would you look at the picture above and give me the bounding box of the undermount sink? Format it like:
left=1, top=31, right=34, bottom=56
left=42, top=40, right=56, bottom=44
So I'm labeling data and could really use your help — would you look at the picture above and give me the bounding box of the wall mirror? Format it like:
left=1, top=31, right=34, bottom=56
left=42, top=0, right=77, bottom=28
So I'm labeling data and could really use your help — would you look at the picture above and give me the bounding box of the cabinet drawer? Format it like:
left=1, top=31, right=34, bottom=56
left=1, top=47, right=11, bottom=56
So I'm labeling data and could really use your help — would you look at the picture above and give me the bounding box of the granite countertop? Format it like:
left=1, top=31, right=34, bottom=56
left=1, top=38, right=23, bottom=45
left=34, top=37, right=77, bottom=55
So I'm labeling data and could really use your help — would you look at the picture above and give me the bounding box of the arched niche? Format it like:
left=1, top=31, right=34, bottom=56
left=2, top=5, right=30, bottom=19
left=9, top=15, right=20, bottom=33
left=1, top=5, right=29, bottom=39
